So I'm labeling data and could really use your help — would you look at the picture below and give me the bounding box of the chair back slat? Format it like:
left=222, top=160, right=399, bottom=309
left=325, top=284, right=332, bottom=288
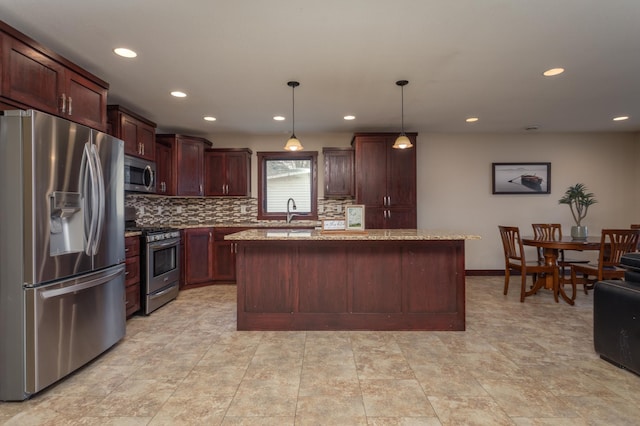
left=499, top=226, right=524, bottom=262
left=532, top=223, right=562, bottom=240
left=600, top=229, right=640, bottom=268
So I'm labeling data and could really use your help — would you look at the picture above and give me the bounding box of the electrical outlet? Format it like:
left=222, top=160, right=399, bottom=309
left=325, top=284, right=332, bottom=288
left=318, top=205, right=324, bottom=213
left=139, top=206, right=145, bottom=215
left=157, top=206, right=162, bottom=214
left=335, top=205, right=342, bottom=213
left=240, top=205, right=248, bottom=214
left=176, top=206, right=183, bottom=214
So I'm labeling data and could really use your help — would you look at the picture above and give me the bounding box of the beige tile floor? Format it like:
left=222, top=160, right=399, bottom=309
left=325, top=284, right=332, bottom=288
left=2, top=276, right=640, bottom=425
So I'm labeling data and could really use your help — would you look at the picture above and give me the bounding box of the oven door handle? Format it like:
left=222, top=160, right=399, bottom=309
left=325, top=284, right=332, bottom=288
left=150, top=285, right=178, bottom=300
left=148, top=239, right=180, bottom=250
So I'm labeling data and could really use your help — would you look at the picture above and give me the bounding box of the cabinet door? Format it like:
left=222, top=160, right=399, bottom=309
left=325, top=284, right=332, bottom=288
left=387, top=136, right=416, bottom=208
left=65, top=70, right=107, bottom=131
left=364, top=207, right=387, bottom=230
left=213, top=240, right=235, bottom=282
left=1, top=35, right=63, bottom=115
left=385, top=207, right=416, bottom=229
left=184, top=228, right=214, bottom=286
left=138, top=122, right=155, bottom=161
left=204, top=151, right=226, bottom=196
left=324, top=148, right=354, bottom=197
left=355, top=137, right=387, bottom=206
left=177, top=138, right=204, bottom=196
left=155, top=142, right=173, bottom=195
left=225, top=152, right=250, bottom=196
left=121, top=115, right=141, bottom=156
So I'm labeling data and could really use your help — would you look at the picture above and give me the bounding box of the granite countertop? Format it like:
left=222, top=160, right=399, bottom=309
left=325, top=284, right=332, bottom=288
left=168, top=222, right=321, bottom=229
left=225, top=229, right=481, bottom=241
left=125, top=231, right=142, bottom=237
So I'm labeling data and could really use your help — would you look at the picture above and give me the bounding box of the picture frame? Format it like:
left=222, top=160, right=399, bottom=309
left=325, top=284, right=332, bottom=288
left=345, top=205, right=365, bottom=231
left=492, top=162, right=551, bottom=194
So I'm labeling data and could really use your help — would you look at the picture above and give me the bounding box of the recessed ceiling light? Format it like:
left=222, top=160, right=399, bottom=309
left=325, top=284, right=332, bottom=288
left=543, top=67, right=565, bottom=77
left=344, top=115, right=356, bottom=121
left=113, top=47, right=137, bottom=58
left=613, top=116, right=629, bottom=121
left=204, top=116, right=216, bottom=122
left=273, top=116, right=285, bottom=121
left=170, top=91, right=187, bottom=98
left=465, top=117, right=479, bottom=123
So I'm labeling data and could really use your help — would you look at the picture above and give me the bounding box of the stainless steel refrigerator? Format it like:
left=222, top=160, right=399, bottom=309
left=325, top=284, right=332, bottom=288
left=0, top=110, right=126, bottom=401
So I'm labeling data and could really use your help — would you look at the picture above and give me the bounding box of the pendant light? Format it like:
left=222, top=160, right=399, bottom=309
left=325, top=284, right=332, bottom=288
left=393, top=79, right=413, bottom=149
left=284, top=80, right=303, bottom=151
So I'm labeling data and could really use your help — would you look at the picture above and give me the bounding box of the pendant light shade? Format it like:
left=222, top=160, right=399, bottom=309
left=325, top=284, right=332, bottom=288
left=393, top=80, right=413, bottom=149
left=284, top=81, right=303, bottom=151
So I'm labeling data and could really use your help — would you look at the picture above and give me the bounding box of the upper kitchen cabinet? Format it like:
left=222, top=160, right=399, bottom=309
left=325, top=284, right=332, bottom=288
left=107, top=105, right=156, bottom=161
left=204, top=148, right=252, bottom=197
left=156, top=134, right=212, bottom=196
left=155, top=139, right=173, bottom=195
left=323, top=147, right=354, bottom=198
left=353, top=133, right=417, bottom=229
left=0, top=21, right=108, bottom=131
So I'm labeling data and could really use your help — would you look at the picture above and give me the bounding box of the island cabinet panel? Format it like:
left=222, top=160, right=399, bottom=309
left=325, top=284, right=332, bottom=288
left=235, top=238, right=465, bottom=331
left=403, top=242, right=463, bottom=313
left=241, top=245, right=294, bottom=313
left=350, top=247, right=402, bottom=313
left=297, top=246, right=348, bottom=313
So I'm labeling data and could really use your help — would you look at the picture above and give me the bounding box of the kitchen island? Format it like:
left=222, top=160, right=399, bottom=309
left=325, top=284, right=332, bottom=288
left=226, top=229, right=480, bottom=331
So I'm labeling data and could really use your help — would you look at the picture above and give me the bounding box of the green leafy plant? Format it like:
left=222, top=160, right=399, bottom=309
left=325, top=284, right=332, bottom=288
left=558, top=183, right=597, bottom=226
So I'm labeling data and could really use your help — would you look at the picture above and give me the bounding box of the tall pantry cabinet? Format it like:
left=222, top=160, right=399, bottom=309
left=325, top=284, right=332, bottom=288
left=353, top=133, right=417, bottom=229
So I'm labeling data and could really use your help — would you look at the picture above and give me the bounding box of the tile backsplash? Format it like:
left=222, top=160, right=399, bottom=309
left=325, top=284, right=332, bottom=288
left=125, top=194, right=354, bottom=227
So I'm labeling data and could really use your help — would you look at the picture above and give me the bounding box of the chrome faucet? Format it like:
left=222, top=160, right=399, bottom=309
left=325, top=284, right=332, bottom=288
left=286, top=198, right=297, bottom=223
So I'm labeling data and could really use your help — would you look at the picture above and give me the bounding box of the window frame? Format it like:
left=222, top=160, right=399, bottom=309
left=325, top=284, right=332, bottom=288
left=257, top=151, right=318, bottom=221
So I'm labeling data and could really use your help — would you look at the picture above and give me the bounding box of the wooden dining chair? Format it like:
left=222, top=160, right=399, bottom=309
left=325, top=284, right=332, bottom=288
left=498, top=225, right=559, bottom=302
left=632, top=224, right=640, bottom=250
left=569, top=229, right=640, bottom=298
left=531, top=223, right=588, bottom=282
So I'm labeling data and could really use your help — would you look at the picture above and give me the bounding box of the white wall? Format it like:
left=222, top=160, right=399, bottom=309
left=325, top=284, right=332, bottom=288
left=207, top=131, right=639, bottom=270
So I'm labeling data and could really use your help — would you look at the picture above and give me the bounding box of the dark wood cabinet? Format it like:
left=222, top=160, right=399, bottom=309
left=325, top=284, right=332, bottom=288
left=0, top=23, right=108, bottom=131
left=353, top=133, right=417, bottom=229
left=182, top=227, right=214, bottom=289
left=323, top=147, right=354, bottom=198
left=212, top=227, right=249, bottom=282
left=107, top=105, right=156, bottom=160
left=124, top=236, right=141, bottom=318
left=204, top=148, right=252, bottom=196
left=155, top=139, right=173, bottom=195
left=156, top=134, right=212, bottom=196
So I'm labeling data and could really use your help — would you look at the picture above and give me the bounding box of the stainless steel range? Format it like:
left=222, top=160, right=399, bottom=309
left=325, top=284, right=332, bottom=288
left=139, top=228, right=181, bottom=315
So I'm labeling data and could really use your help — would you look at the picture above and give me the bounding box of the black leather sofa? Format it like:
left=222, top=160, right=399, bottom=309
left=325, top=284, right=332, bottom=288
left=593, top=252, right=640, bottom=375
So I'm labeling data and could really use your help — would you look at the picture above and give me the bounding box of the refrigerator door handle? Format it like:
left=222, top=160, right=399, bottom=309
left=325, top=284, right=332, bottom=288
left=80, top=143, right=94, bottom=254
left=90, top=144, right=106, bottom=255
left=40, top=265, right=124, bottom=299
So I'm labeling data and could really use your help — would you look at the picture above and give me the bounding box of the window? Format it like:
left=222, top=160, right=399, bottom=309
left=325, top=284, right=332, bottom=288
left=258, top=151, right=318, bottom=221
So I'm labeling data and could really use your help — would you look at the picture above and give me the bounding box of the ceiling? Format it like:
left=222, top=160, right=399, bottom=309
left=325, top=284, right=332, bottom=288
left=1, top=1, right=640, bottom=137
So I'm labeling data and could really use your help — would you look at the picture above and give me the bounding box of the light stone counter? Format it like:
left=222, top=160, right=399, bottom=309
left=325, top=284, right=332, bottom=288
left=226, top=228, right=481, bottom=241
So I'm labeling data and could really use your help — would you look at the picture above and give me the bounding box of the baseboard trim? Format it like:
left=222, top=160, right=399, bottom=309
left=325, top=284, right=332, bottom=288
left=465, top=270, right=504, bottom=276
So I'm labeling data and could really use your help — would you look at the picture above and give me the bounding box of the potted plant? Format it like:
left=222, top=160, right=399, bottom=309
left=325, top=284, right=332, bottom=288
left=558, top=183, right=597, bottom=240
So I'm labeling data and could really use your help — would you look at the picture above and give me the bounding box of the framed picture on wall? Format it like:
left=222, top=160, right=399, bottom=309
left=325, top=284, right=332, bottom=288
left=345, top=205, right=365, bottom=230
left=492, top=162, right=551, bottom=194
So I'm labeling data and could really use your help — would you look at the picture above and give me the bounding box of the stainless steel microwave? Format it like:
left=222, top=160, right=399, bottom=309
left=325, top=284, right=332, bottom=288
left=124, top=155, right=155, bottom=193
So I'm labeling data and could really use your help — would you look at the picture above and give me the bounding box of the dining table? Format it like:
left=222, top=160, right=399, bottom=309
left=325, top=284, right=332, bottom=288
left=522, top=235, right=601, bottom=305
